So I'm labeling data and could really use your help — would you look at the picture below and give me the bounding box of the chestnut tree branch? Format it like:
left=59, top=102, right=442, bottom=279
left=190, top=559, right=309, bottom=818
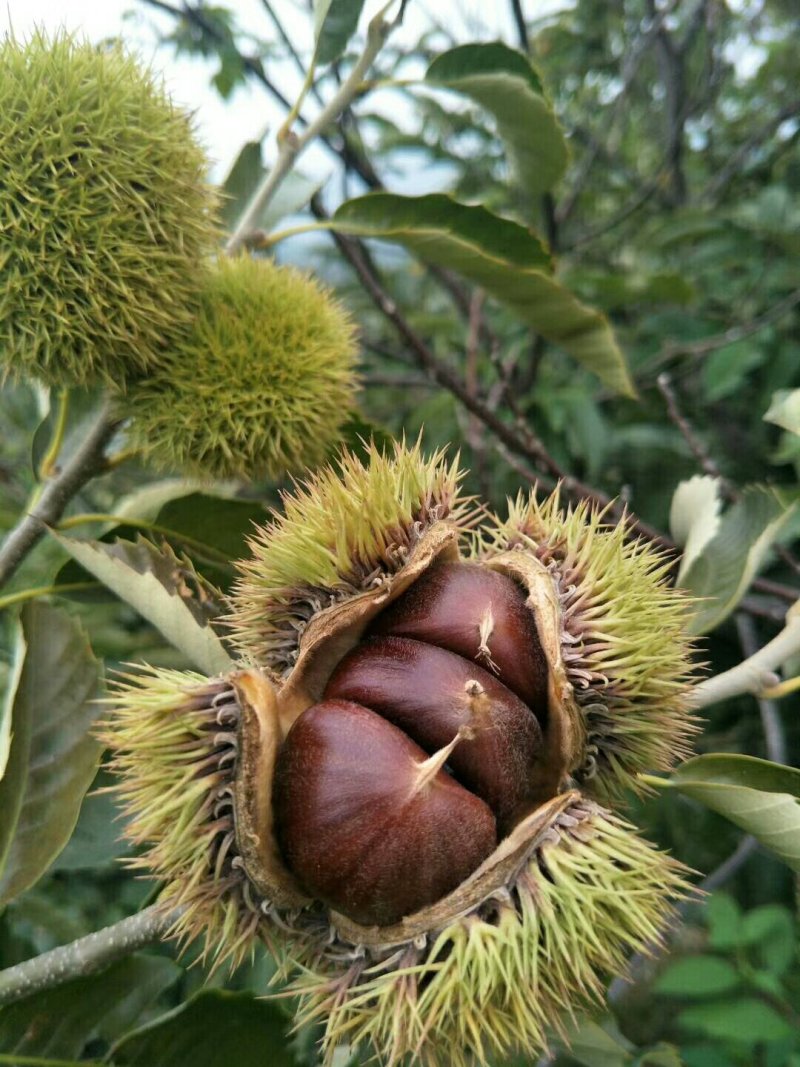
left=0, top=905, right=181, bottom=1007
left=226, top=6, right=396, bottom=254
left=639, top=287, right=800, bottom=379
left=0, top=398, right=121, bottom=590
left=735, top=613, right=788, bottom=764
left=690, top=608, right=800, bottom=711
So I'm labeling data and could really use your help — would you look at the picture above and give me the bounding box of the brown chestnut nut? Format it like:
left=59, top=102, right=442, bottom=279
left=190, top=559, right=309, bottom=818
left=368, top=561, right=549, bottom=716
left=273, top=699, right=497, bottom=926
left=325, top=636, right=543, bottom=831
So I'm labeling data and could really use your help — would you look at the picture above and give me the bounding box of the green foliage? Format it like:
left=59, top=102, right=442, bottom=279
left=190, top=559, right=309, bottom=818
left=671, top=484, right=796, bottom=634
left=54, top=534, right=233, bottom=675
left=0, top=30, right=219, bottom=388
left=647, top=893, right=800, bottom=1067
left=1, top=0, right=800, bottom=1064
left=0, top=603, right=103, bottom=906
left=0, top=954, right=181, bottom=1058
left=655, top=754, right=800, bottom=872
left=426, top=43, right=568, bottom=201
left=111, top=989, right=295, bottom=1065
left=122, top=256, right=360, bottom=480
left=330, top=192, right=635, bottom=395
left=312, top=0, right=367, bottom=67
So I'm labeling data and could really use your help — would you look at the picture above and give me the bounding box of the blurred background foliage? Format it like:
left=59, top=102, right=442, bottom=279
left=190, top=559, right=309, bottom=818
left=0, top=0, right=798, bottom=1064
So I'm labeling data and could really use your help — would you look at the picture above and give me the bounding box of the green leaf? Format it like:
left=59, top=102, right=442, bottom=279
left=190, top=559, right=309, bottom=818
left=331, top=193, right=634, bottom=395
left=678, top=486, right=795, bottom=633
left=549, top=1015, right=634, bottom=1067
left=52, top=534, right=233, bottom=675
left=764, top=388, right=800, bottom=436
left=0, top=603, right=103, bottom=907
left=654, top=955, right=740, bottom=997
left=111, top=989, right=294, bottom=1066
left=0, top=955, right=180, bottom=1057
left=425, top=43, right=568, bottom=199
left=705, top=892, right=742, bottom=951
left=702, top=340, right=765, bottom=402
left=669, top=475, right=723, bottom=585
left=221, top=141, right=324, bottom=233
left=313, top=0, right=366, bottom=66
left=220, top=140, right=262, bottom=231
left=664, top=754, right=800, bottom=872
left=50, top=768, right=130, bottom=871
left=677, top=998, right=794, bottom=1044
left=741, top=905, right=796, bottom=975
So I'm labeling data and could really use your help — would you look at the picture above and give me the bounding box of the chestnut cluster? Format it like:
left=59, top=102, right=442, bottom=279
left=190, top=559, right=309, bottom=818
left=273, top=562, right=550, bottom=927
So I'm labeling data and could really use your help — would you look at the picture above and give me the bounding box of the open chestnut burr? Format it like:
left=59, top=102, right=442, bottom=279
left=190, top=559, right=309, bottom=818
left=106, top=442, right=696, bottom=1066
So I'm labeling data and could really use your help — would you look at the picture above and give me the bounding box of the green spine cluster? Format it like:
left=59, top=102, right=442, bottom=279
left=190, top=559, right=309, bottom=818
left=0, top=30, right=219, bottom=387
left=483, top=490, right=697, bottom=800
left=122, top=256, right=360, bottom=481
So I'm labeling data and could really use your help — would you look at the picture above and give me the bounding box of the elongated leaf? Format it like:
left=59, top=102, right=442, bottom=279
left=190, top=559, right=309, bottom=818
left=0, top=603, right=103, bottom=906
left=331, top=193, right=634, bottom=395
left=426, top=43, right=568, bottom=199
left=0, top=954, right=180, bottom=1057
left=313, top=0, right=366, bottom=66
left=678, top=486, right=795, bottom=633
left=53, top=534, right=233, bottom=675
left=663, top=754, right=800, bottom=872
left=112, top=989, right=294, bottom=1066
left=764, top=388, right=800, bottom=436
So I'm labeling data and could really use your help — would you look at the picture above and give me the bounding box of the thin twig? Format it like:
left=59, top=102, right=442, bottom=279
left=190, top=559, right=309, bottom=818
left=0, top=905, right=181, bottom=1007
left=0, top=398, right=121, bottom=590
left=509, top=0, right=529, bottom=52
left=259, top=0, right=326, bottom=107
left=226, top=7, right=395, bottom=254
left=690, top=610, right=800, bottom=710
left=658, top=372, right=725, bottom=481
left=139, top=0, right=381, bottom=190
left=311, top=196, right=675, bottom=547
left=735, top=613, right=788, bottom=764
left=640, top=288, right=800, bottom=378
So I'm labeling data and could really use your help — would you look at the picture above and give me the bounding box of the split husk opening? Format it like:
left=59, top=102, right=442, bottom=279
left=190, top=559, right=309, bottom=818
left=233, top=520, right=588, bottom=945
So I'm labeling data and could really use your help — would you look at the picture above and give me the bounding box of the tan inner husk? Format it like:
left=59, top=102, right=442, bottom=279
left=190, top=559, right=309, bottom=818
left=233, top=520, right=585, bottom=939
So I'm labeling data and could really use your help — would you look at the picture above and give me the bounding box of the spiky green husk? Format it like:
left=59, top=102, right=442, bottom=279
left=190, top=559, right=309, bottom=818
left=0, top=30, right=219, bottom=388
left=101, top=667, right=260, bottom=970
left=482, top=489, right=697, bottom=801
left=101, top=672, right=690, bottom=1066
left=122, top=257, right=359, bottom=481
left=228, top=439, right=474, bottom=672
left=275, top=801, right=689, bottom=1067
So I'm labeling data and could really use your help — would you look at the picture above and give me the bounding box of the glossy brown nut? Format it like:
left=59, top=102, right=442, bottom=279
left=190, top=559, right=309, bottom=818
left=325, top=636, right=543, bottom=832
left=273, top=699, right=497, bottom=927
left=368, top=561, right=549, bottom=717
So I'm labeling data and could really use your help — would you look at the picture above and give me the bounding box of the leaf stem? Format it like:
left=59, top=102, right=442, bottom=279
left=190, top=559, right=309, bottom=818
left=689, top=610, right=800, bottom=710
left=0, top=582, right=98, bottom=610
left=0, top=904, right=181, bottom=1008
left=37, top=388, right=70, bottom=480
left=0, top=398, right=121, bottom=591
left=225, top=3, right=397, bottom=255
